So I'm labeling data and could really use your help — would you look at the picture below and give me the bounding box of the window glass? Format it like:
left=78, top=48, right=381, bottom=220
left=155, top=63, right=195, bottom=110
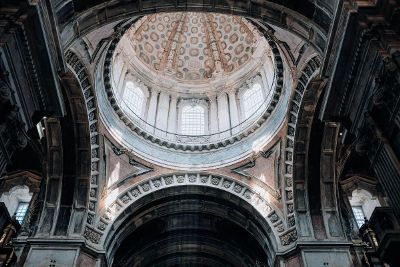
left=15, top=202, right=29, bottom=224
left=352, top=206, right=366, bottom=228
left=122, top=81, right=145, bottom=116
left=181, top=105, right=205, bottom=135
left=242, top=83, right=264, bottom=119
left=349, top=188, right=381, bottom=225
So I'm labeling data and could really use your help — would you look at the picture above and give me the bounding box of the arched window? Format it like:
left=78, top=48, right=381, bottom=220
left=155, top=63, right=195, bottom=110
left=122, top=81, right=145, bottom=116
left=181, top=105, right=205, bottom=135
left=242, top=83, right=264, bottom=119
left=349, top=189, right=381, bottom=228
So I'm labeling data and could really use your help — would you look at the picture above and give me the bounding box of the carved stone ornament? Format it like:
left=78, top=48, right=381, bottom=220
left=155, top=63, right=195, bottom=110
left=84, top=227, right=101, bottom=244
left=65, top=50, right=101, bottom=235
left=280, top=228, right=298, bottom=246
left=90, top=173, right=290, bottom=246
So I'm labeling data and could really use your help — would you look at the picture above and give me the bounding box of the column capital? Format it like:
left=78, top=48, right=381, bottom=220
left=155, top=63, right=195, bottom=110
left=222, top=85, right=237, bottom=96
left=226, top=88, right=237, bottom=96
left=216, top=91, right=227, bottom=99
left=150, top=87, right=161, bottom=95
left=206, top=92, right=217, bottom=102
left=168, top=92, right=179, bottom=100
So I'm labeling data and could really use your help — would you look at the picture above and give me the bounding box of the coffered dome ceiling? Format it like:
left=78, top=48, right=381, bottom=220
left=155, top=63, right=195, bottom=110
left=126, top=12, right=262, bottom=83
left=96, top=12, right=291, bottom=169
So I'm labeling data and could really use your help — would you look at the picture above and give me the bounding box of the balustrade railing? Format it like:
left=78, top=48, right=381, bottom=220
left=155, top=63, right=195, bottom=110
left=116, top=74, right=277, bottom=146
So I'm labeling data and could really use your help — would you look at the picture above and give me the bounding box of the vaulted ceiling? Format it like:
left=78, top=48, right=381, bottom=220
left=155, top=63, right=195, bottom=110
left=128, top=12, right=260, bottom=82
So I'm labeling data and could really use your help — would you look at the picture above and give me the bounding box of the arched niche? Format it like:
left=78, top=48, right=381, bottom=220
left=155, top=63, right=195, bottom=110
left=0, top=171, right=40, bottom=225
left=340, top=175, right=386, bottom=229
left=349, top=189, right=380, bottom=220
left=0, top=185, right=32, bottom=219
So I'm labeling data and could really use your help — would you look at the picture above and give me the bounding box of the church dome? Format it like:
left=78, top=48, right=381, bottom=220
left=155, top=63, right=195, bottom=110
left=99, top=12, right=290, bottom=169
left=128, top=12, right=260, bottom=83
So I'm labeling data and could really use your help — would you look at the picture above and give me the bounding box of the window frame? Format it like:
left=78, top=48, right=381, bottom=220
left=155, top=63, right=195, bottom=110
left=120, top=78, right=149, bottom=119
left=238, top=75, right=267, bottom=121
left=177, top=99, right=208, bottom=136
left=15, top=201, right=29, bottom=224
left=351, top=205, right=366, bottom=228
left=347, top=187, right=382, bottom=228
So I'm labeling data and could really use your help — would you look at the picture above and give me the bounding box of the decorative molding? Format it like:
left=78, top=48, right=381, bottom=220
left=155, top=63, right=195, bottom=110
left=340, top=175, right=379, bottom=197
left=107, top=141, right=154, bottom=190
left=102, top=25, right=284, bottom=151
left=83, top=226, right=102, bottom=244
left=88, top=173, right=295, bottom=248
left=284, top=56, right=321, bottom=227
left=232, top=143, right=281, bottom=200
left=127, top=157, right=153, bottom=175
left=65, top=50, right=100, bottom=233
left=0, top=170, right=41, bottom=194
left=280, top=228, right=298, bottom=246
left=111, top=143, right=125, bottom=156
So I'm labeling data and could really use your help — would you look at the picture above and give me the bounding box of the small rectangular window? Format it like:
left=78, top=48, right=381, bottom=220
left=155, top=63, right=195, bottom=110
left=352, top=206, right=365, bottom=228
left=15, top=202, right=29, bottom=224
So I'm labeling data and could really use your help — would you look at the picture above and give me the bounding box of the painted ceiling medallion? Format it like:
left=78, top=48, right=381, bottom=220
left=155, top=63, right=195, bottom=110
left=127, top=12, right=260, bottom=82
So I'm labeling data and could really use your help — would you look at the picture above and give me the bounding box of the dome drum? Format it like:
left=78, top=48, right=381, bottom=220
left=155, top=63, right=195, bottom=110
left=98, top=12, right=292, bottom=169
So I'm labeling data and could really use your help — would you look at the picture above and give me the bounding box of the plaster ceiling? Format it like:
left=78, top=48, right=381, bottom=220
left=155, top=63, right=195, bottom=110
left=126, top=12, right=262, bottom=83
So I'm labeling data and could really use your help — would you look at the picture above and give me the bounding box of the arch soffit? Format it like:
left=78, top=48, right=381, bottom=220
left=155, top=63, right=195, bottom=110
left=61, top=2, right=331, bottom=54
left=64, top=50, right=102, bottom=240
left=104, top=185, right=276, bottom=264
left=91, top=172, right=297, bottom=252
left=280, top=55, right=322, bottom=231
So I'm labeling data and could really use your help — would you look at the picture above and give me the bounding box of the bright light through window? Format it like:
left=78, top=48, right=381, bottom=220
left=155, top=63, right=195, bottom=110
left=243, top=83, right=264, bottom=119
left=15, top=202, right=29, bottom=224
left=181, top=105, right=205, bottom=135
left=352, top=206, right=366, bottom=228
left=122, top=81, right=144, bottom=116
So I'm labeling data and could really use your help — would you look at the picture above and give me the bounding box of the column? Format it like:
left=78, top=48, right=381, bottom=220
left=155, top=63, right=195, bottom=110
left=155, top=91, right=170, bottom=136
left=167, top=94, right=178, bottom=139
left=228, top=90, right=239, bottom=134
left=217, top=92, right=230, bottom=139
left=208, top=94, right=219, bottom=136
left=263, top=54, right=274, bottom=89
left=260, top=69, right=269, bottom=93
left=146, top=89, right=159, bottom=133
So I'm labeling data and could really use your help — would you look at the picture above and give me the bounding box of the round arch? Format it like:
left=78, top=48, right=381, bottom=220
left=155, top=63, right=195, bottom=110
left=100, top=182, right=287, bottom=266
left=105, top=186, right=276, bottom=266
left=89, top=173, right=298, bottom=254
left=63, top=10, right=321, bottom=253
